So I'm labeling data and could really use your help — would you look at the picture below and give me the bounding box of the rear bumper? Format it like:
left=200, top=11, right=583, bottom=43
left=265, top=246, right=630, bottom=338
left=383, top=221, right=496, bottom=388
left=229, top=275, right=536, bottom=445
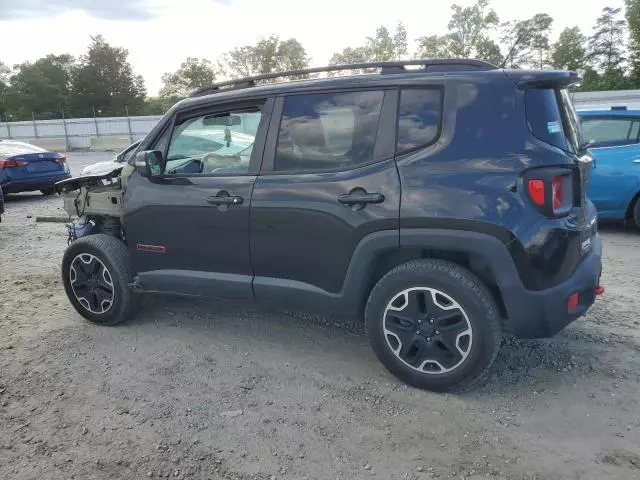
left=504, top=234, right=603, bottom=338
left=1, top=173, right=71, bottom=194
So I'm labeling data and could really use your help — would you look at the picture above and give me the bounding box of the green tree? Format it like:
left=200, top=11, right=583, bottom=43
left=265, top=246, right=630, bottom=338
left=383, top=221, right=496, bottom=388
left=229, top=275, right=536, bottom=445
left=551, top=27, right=587, bottom=71
left=160, top=57, right=217, bottom=98
left=142, top=96, right=180, bottom=115
left=501, top=13, right=554, bottom=68
left=416, top=0, right=501, bottom=63
left=626, top=0, right=640, bottom=86
left=0, top=62, right=10, bottom=121
left=70, top=35, right=146, bottom=117
left=6, top=54, right=75, bottom=119
left=329, top=22, right=409, bottom=70
left=588, top=7, right=627, bottom=71
left=218, top=36, right=309, bottom=81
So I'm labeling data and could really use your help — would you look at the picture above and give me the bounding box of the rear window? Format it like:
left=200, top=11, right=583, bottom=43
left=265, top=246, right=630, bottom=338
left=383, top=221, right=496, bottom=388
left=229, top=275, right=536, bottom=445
left=525, top=88, right=581, bottom=153
left=0, top=141, right=47, bottom=157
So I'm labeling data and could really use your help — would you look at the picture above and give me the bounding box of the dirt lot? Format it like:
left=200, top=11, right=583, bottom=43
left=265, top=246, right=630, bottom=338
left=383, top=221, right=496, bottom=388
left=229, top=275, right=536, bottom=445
left=1, top=152, right=640, bottom=480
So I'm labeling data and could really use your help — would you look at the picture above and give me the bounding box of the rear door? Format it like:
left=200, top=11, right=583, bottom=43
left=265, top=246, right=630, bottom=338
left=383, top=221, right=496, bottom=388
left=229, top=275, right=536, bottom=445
left=250, top=88, right=400, bottom=308
left=580, top=115, right=640, bottom=215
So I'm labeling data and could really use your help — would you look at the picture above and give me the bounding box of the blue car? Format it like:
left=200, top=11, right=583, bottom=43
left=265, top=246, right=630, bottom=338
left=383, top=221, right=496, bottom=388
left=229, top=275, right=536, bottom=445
left=578, top=107, right=640, bottom=229
left=0, top=140, right=71, bottom=195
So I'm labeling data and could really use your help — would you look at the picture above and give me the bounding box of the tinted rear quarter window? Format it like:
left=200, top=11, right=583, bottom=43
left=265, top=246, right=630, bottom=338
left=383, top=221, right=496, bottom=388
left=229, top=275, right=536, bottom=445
left=396, top=88, right=443, bottom=154
left=525, top=89, right=572, bottom=152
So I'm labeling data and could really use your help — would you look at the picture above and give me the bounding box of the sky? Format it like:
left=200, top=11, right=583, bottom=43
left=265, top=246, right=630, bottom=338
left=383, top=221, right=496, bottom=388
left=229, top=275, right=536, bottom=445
left=0, top=0, right=626, bottom=95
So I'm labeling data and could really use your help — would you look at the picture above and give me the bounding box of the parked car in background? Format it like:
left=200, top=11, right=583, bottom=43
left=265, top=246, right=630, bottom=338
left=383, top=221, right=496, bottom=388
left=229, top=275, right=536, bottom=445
left=0, top=184, right=4, bottom=222
left=0, top=140, right=71, bottom=195
left=80, top=140, right=142, bottom=177
left=578, top=107, right=640, bottom=229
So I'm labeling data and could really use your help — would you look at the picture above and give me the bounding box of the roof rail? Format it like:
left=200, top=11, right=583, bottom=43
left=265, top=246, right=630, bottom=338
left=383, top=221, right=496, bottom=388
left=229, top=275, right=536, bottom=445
left=189, top=59, right=497, bottom=97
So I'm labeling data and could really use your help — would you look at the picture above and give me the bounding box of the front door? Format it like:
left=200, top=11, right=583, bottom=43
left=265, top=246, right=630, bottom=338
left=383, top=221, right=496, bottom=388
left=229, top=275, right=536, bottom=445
left=581, top=115, right=640, bottom=216
left=123, top=98, right=273, bottom=299
left=249, top=89, right=401, bottom=311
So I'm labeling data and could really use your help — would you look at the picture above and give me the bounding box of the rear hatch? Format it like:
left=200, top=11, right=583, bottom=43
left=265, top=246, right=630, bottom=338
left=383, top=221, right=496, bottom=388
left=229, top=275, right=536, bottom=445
left=512, top=70, right=596, bottom=256
left=520, top=81, right=593, bottom=217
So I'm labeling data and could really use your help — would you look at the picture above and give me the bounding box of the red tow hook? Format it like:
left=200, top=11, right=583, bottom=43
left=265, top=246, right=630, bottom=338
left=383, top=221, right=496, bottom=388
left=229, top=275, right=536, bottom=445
left=594, top=285, right=605, bottom=296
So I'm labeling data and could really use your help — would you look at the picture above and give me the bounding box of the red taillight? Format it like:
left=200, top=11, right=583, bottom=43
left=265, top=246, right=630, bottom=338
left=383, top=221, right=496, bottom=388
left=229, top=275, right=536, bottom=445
left=527, top=179, right=545, bottom=205
left=55, top=154, right=66, bottom=164
left=552, top=176, right=563, bottom=211
left=0, top=159, right=27, bottom=168
left=567, top=292, right=580, bottom=312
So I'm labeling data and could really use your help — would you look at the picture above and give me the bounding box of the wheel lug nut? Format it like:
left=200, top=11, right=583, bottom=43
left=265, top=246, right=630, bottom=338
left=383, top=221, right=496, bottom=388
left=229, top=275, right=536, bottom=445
left=429, top=319, right=434, bottom=324
left=426, top=337, right=432, bottom=342
left=418, top=319, right=422, bottom=324
left=416, top=331, right=420, bottom=335
left=435, top=330, right=440, bottom=335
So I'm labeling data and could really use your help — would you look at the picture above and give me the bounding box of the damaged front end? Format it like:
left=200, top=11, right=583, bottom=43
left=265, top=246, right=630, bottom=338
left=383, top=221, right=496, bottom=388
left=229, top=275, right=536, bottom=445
left=54, top=165, right=127, bottom=243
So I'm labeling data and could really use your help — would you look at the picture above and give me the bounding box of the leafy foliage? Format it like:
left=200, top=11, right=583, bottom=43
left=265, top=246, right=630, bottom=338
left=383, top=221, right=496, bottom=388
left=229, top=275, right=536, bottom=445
left=415, top=0, right=501, bottom=64
left=5, top=1, right=640, bottom=120
left=160, top=57, right=217, bottom=98
left=70, top=35, right=146, bottom=117
left=218, top=35, right=309, bottom=81
left=551, top=27, right=587, bottom=71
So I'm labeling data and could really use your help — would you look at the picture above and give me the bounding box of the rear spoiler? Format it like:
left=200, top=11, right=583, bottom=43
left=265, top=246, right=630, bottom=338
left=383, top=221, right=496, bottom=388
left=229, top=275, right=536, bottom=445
left=504, top=70, right=581, bottom=90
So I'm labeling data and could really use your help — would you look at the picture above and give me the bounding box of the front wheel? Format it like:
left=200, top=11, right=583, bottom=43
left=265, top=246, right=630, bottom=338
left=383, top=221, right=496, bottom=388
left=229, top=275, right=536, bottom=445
left=61, top=234, right=139, bottom=325
left=365, top=259, right=502, bottom=392
left=41, top=187, right=56, bottom=195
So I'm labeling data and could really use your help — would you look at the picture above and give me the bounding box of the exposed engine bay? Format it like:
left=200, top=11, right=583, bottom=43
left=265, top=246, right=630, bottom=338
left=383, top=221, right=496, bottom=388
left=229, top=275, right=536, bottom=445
left=54, top=165, right=129, bottom=243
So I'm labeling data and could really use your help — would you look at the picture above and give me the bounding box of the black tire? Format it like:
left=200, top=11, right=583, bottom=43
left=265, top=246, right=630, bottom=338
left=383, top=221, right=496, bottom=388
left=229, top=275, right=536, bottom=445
left=365, top=259, right=502, bottom=393
left=41, top=187, right=56, bottom=195
left=61, top=234, right=139, bottom=325
left=632, top=196, right=640, bottom=230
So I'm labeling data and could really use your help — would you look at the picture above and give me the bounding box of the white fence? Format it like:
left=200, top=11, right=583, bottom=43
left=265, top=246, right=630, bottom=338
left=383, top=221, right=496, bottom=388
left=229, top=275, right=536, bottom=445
left=0, top=115, right=162, bottom=151
left=1, top=90, right=639, bottom=151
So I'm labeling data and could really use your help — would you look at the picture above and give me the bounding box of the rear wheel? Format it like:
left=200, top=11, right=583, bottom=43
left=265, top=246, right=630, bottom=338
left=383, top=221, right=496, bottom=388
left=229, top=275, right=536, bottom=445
left=365, top=259, right=502, bottom=392
left=41, top=187, right=55, bottom=195
left=61, top=234, right=139, bottom=325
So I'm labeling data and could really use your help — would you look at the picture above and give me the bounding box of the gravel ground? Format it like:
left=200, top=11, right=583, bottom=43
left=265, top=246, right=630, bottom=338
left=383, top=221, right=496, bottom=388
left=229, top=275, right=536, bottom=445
left=1, top=153, right=640, bottom=480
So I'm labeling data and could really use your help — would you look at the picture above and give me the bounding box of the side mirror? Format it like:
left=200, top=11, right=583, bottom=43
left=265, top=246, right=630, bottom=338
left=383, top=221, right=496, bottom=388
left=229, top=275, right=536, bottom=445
left=134, top=150, right=165, bottom=178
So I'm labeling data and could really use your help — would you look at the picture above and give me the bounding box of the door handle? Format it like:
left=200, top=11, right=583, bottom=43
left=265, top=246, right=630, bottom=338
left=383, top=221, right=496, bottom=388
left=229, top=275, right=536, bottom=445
left=207, top=195, right=243, bottom=206
left=338, top=192, right=385, bottom=205
left=633, top=159, right=640, bottom=164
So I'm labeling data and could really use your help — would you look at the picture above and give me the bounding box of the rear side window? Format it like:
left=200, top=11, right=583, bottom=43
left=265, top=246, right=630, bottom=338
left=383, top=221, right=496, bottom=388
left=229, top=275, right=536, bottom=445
left=396, top=88, right=443, bottom=154
left=525, top=88, right=579, bottom=153
left=274, top=90, right=384, bottom=172
left=580, top=117, right=640, bottom=148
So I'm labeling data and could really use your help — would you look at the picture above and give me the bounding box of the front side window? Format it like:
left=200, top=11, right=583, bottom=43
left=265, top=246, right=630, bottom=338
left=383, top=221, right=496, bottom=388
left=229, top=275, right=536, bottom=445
left=396, top=88, right=443, bottom=154
left=580, top=117, right=640, bottom=148
left=274, top=90, right=384, bottom=172
left=164, top=107, right=263, bottom=175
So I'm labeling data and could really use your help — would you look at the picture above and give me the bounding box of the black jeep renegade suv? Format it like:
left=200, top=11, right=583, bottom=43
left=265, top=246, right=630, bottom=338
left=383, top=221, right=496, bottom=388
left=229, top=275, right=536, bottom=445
left=56, top=60, right=603, bottom=392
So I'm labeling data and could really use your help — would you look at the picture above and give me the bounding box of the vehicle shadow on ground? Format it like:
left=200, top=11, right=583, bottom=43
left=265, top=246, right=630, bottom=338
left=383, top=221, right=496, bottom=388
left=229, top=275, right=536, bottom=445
left=127, top=293, right=610, bottom=397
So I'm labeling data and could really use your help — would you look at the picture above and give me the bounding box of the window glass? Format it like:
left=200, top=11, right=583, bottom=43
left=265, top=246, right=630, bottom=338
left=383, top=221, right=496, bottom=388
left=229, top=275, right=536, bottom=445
left=525, top=88, right=572, bottom=152
left=396, top=89, right=443, bottom=154
left=165, top=108, right=262, bottom=175
left=274, top=90, right=384, bottom=172
left=580, top=117, right=640, bottom=147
